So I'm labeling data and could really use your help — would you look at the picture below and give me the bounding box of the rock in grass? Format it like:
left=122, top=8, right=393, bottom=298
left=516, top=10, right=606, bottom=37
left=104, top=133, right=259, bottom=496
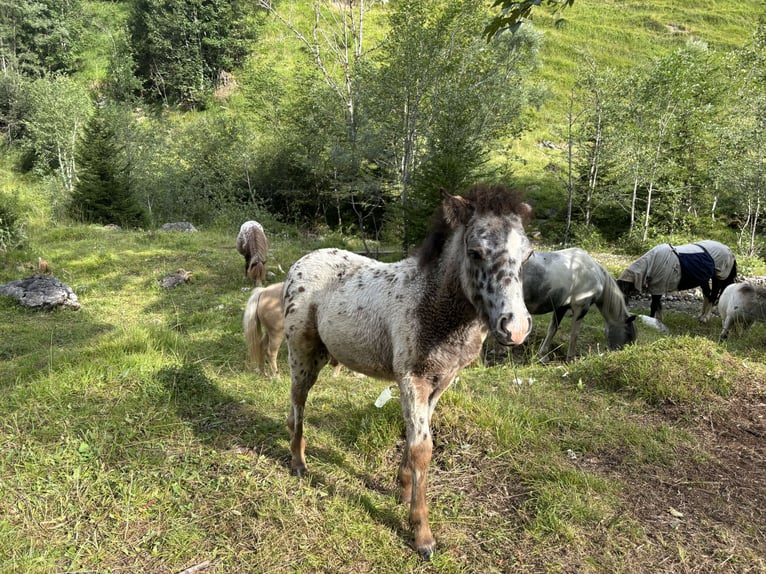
left=0, top=275, right=80, bottom=310
left=158, top=268, right=192, bottom=288
left=159, top=222, right=198, bottom=232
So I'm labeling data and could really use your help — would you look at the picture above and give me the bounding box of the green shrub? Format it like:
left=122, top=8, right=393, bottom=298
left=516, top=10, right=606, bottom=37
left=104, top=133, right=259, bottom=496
left=0, top=192, right=28, bottom=252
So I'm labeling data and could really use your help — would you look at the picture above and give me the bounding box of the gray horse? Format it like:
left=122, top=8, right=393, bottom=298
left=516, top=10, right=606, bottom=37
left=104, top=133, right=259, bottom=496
left=718, top=281, right=766, bottom=341
left=524, top=247, right=637, bottom=362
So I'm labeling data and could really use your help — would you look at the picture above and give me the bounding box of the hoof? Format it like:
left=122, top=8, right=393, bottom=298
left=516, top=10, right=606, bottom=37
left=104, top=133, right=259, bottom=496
left=290, top=463, right=307, bottom=477
left=415, top=539, right=436, bottom=561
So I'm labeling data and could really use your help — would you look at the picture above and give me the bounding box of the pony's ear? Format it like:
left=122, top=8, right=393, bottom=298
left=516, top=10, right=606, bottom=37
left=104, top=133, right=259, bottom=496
left=517, top=202, right=534, bottom=226
left=440, top=189, right=474, bottom=227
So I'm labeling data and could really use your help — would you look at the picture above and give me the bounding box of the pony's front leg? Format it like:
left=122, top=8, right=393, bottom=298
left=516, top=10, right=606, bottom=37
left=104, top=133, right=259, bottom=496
left=286, top=391, right=309, bottom=476
left=699, top=285, right=714, bottom=323
left=566, top=313, right=585, bottom=361
left=398, top=377, right=437, bottom=559
left=538, top=308, right=566, bottom=363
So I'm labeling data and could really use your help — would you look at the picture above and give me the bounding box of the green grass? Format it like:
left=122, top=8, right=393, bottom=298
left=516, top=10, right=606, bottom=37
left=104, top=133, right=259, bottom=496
left=1, top=224, right=764, bottom=572
left=509, top=0, right=763, bottom=184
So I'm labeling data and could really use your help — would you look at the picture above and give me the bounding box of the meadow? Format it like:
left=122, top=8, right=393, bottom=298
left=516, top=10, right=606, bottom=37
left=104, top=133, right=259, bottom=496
left=0, top=222, right=764, bottom=573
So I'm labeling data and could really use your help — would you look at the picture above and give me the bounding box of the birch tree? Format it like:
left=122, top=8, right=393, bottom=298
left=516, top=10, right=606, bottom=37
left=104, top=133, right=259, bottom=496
left=22, top=74, right=91, bottom=191
left=715, top=19, right=766, bottom=256
left=367, top=0, right=542, bottom=249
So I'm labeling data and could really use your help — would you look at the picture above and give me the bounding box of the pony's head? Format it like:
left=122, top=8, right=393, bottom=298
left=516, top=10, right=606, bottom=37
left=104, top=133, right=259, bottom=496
left=422, top=185, right=533, bottom=346
left=605, top=314, right=638, bottom=351
left=246, top=256, right=266, bottom=284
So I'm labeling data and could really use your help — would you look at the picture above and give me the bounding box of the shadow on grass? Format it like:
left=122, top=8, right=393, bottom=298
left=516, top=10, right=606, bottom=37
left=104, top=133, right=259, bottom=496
left=157, top=362, right=414, bottom=546
left=0, top=300, right=115, bottom=392
left=156, top=363, right=287, bottom=461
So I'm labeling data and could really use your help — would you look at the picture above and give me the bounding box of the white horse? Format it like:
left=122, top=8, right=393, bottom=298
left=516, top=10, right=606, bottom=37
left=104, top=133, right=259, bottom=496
left=718, top=281, right=766, bottom=342
left=523, top=248, right=637, bottom=362
left=282, top=185, right=533, bottom=559
left=617, top=240, right=737, bottom=322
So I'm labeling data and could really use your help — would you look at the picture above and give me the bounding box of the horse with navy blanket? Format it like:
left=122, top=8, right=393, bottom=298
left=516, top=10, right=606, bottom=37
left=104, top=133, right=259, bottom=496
left=617, top=240, right=737, bottom=323
left=282, top=185, right=533, bottom=559
left=523, top=248, right=637, bottom=362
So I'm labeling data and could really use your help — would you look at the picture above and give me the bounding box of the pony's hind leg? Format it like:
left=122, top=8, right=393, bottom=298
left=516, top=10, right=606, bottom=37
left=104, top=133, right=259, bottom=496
left=719, top=315, right=733, bottom=342
left=286, top=348, right=328, bottom=476
left=650, top=295, right=663, bottom=322
left=265, top=326, right=284, bottom=376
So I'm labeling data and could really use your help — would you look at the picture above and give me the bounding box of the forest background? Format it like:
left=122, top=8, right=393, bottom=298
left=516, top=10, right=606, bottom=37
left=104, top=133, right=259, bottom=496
left=1, top=0, right=765, bottom=258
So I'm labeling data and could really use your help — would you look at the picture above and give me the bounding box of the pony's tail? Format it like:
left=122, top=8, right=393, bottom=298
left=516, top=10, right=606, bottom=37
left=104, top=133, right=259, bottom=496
left=244, top=287, right=266, bottom=371
left=246, top=227, right=268, bottom=285
left=712, top=258, right=738, bottom=304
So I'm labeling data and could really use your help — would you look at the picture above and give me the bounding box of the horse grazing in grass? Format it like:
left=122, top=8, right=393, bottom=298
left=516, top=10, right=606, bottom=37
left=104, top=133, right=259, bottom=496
left=244, top=282, right=343, bottom=377
left=523, top=248, right=637, bottom=363
left=236, top=221, right=269, bottom=285
left=282, top=185, right=533, bottom=559
left=617, top=240, right=737, bottom=323
left=718, top=282, right=766, bottom=342
left=244, top=282, right=285, bottom=375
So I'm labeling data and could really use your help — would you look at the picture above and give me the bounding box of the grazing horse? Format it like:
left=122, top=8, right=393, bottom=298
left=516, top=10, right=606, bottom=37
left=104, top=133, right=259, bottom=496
left=244, top=282, right=285, bottom=375
left=282, top=185, right=533, bottom=559
left=236, top=221, right=269, bottom=285
left=244, top=282, right=343, bottom=377
left=617, top=240, right=737, bottom=323
left=718, top=281, right=766, bottom=342
left=523, top=248, right=637, bottom=362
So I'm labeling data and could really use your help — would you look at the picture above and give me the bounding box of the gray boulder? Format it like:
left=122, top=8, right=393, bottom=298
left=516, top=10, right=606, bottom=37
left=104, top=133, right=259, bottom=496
left=159, top=222, right=198, bottom=232
left=0, top=275, right=80, bottom=310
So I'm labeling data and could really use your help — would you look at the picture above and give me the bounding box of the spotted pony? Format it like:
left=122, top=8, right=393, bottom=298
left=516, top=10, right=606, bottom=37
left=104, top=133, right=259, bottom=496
left=281, top=184, right=533, bottom=559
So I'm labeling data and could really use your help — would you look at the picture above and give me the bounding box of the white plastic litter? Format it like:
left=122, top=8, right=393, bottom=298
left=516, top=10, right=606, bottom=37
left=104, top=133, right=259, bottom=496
left=374, top=387, right=393, bottom=408
left=638, top=314, right=671, bottom=335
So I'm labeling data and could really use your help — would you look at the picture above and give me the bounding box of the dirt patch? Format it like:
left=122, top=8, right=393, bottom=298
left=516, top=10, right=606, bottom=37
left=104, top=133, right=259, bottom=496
left=614, top=376, right=766, bottom=572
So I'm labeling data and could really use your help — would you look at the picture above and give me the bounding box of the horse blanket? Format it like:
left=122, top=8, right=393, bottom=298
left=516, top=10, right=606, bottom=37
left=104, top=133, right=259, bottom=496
left=618, top=240, right=734, bottom=295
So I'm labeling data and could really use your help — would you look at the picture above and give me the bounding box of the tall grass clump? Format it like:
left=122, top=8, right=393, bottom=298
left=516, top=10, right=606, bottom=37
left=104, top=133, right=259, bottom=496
left=0, top=192, right=27, bottom=253
left=567, top=336, right=734, bottom=404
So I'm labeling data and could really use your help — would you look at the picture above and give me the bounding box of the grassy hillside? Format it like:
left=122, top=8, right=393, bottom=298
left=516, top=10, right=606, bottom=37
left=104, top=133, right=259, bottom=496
left=0, top=224, right=764, bottom=572
left=2, top=0, right=763, bottom=228
left=510, top=0, right=763, bottom=181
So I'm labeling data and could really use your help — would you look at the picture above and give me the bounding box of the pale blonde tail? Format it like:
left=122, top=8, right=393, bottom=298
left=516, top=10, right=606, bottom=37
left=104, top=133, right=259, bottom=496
left=244, top=287, right=266, bottom=371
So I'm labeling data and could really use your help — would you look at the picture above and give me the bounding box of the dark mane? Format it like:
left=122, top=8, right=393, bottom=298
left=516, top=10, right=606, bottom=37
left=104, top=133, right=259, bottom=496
left=417, top=184, right=528, bottom=268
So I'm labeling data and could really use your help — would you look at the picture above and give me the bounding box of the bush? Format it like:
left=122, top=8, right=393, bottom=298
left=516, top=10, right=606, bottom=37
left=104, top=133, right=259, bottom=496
left=0, top=193, right=28, bottom=252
